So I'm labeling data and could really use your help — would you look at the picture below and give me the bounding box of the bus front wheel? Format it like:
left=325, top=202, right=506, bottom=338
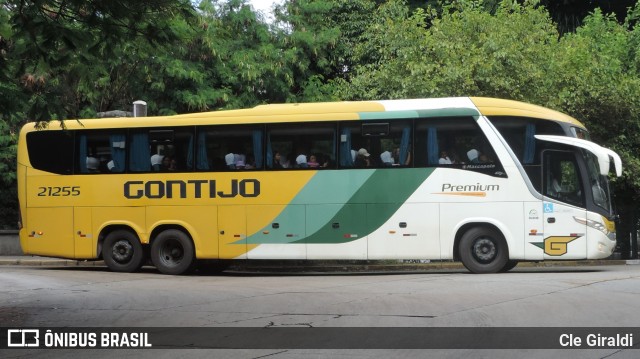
left=103, top=230, right=145, bottom=273
left=459, top=227, right=508, bottom=274
left=151, top=229, right=195, bottom=275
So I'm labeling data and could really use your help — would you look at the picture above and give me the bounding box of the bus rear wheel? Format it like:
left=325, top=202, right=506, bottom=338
left=459, top=227, right=508, bottom=274
left=103, top=230, right=145, bottom=273
left=151, top=229, right=195, bottom=275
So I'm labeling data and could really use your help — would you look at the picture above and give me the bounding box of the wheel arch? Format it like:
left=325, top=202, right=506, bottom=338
left=452, top=220, right=511, bottom=262
left=149, top=224, right=196, bottom=259
left=97, top=224, right=145, bottom=259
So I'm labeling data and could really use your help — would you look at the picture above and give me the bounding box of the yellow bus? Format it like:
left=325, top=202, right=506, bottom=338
left=17, top=97, right=622, bottom=274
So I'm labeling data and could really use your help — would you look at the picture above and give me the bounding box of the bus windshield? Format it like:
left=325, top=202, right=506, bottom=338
left=584, top=151, right=612, bottom=214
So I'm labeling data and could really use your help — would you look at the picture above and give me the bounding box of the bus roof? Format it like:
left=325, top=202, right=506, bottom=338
left=469, top=97, right=585, bottom=128
left=20, top=97, right=586, bottom=131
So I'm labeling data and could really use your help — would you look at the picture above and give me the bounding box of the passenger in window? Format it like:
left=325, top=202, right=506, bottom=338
left=439, top=151, right=453, bottom=165
left=479, top=153, right=491, bottom=163
left=99, top=156, right=110, bottom=172
left=161, top=156, right=177, bottom=171
left=466, top=149, right=480, bottom=164
left=280, top=154, right=290, bottom=168
left=380, top=150, right=394, bottom=166
left=272, top=151, right=287, bottom=168
left=86, top=156, right=100, bottom=173
left=355, top=148, right=371, bottom=167
left=451, top=152, right=463, bottom=164
left=234, top=153, right=246, bottom=168
left=151, top=153, right=164, bottom=171
left=244, top=154, right=256, bottom=169
left=307, top=154, right=319, bottom=168
left=225, top=153, right=236, bottom=169
left=272, top=152, right=282, bottom=168
left=161, top=156, right=172, bottom=171
left=296, top=154, right=308, bottom=168
left=320, top=154, right=332, bottom=168
left=393, top=147, right=411, bottom=166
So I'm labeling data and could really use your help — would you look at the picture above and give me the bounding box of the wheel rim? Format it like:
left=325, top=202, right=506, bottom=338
left=158, top=238, right=184, bottom=268
left=472, top=237, right=497, bottom=263
left=112, top=239, right=134, bottom=264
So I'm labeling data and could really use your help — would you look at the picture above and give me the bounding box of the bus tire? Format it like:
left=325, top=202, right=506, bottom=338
left=151, top=229, right=195, bottom=275
left=500, top=260, right=519, bottom=272
left=103, top=230, right=145, bottom=273
left=459, top=227, right=508, bottom=274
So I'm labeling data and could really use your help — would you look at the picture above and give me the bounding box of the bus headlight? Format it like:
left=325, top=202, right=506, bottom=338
left=574, top=216, right=610, bottom=236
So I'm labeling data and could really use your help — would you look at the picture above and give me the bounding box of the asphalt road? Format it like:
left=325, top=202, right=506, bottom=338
left=1, top=264, right=639, bottom=358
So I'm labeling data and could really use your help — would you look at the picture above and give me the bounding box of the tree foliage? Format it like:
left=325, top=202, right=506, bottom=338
left=1, top=0, right=640, bottom=237
left=3, top=0, right=197, bottom=122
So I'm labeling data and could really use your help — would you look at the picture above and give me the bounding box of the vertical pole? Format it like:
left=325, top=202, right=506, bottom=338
left=631, top=208, right=638, bottom=259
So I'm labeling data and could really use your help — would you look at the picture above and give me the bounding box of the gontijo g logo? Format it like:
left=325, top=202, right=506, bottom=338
left=531, top=236, right=581, bottom=256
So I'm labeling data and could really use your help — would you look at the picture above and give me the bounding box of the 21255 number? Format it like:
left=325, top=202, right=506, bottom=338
left=37, top=186, right=81, bottom=197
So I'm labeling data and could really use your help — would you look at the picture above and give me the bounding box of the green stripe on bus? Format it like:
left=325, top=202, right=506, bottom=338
left=415, top=108, right=480, bottom=117
left=357, top=108, right=478, bottom=121
left=244, top=170, right=375, bottom=244
left=359, top=111, right=419, bottom=120
left=295, top=168, right=434, bottom=244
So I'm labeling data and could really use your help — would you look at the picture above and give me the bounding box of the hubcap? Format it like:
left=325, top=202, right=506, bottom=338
left=112, top=240, right=133, bottom=263
left=160, top=239, right=184, bottom=267
left=472, top=237, right=496, bottom=263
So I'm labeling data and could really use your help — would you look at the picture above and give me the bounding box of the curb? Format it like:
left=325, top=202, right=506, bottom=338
left=0, top=256, right=635, bottom=271
left=0, top=257, right=105, bottom=267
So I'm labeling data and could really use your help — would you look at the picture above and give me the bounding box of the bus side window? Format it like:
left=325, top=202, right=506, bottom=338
left=76, top=130, right=124, bottom=174
left=148, top=128, right=194, bottom=172
left=198, top=125, right=264, bottom=171
left=26, top=131, right=74, bottom=175
left=267, top=123, right=335, bottom=170
left=339, top=121, right=411, bottom=169
left=415, top=116, right=501, bottom=170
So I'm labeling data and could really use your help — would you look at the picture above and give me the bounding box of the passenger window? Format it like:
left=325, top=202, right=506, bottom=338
left=129, top=127, right=194, bottom=173
left=339, top=120, right=411, bottom=168
left=148, top=128, right=194, bottom=172
left=26, top=130, right=74, bottom=175
left=415, top=117, right=505, bottom=177
left=267, top=123, right=335, bottom=169
left=486, top=116, right=565, bottom=165
left=197, top=126, right=264, bottom=171
left=77, top=130, right=125, bottom=174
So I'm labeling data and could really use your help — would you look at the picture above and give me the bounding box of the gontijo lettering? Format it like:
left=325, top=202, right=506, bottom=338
left=124, top=179, right=260, bottom=199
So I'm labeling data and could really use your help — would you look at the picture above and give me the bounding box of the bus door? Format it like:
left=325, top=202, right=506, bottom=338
left=541, top=150, right=587, bottom=259
left=218, top=205, right=247, bottom=259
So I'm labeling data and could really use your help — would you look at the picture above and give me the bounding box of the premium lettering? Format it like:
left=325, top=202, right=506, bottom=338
left=441, top=183, right=500, bottom=192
